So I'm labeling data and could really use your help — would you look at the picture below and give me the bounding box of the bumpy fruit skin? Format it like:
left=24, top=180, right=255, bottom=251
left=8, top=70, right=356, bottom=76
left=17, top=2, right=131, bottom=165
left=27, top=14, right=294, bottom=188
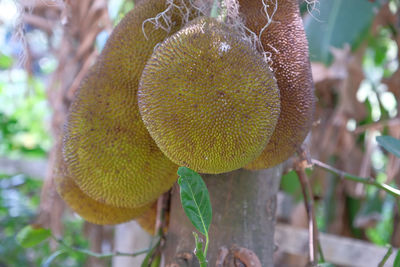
left=54, top=148, right=152, bottom=225
left=239, top=0, right=315, bottom=169
left=135, top=203, right=157, bottom=235
left=135, top=202, right=168, bottom=235
left=138, top=17, right=280, bottom=174
left=63, top=0, right=188, bottom=208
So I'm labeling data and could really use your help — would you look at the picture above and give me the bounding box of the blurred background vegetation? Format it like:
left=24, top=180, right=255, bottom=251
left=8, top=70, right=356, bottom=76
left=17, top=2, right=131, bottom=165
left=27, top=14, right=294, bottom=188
left=0, top=0, right=399, bottom=266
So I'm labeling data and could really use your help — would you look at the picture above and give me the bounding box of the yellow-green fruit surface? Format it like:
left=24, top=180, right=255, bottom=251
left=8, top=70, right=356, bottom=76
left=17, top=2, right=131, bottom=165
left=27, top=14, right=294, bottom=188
left=54, top=150, right=152, bottom=225
left=135, top=202, right=157, bottom=235
left=138, top=17, right=280, bottom=174
left=240, top=0, right=315, bottom=169
left=63, top=0, right=185, bottom=208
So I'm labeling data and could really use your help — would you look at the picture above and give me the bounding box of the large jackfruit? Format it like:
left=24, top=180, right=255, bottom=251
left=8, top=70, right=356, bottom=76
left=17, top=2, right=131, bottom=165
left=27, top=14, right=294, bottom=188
left=239, top=0, right=315, bottom=169
left=62, top=0, right=190, bottom=208
left=54, top=146, right=152, bottom=225
left=138, top=17, right=280, bottom=174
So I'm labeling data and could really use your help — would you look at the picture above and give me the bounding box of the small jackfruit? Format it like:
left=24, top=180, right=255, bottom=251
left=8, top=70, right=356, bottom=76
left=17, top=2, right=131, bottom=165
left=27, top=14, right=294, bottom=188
left=239, top=0, right=315, bottom=169
left=54, top=148, right=152, bottom=225
left=138, top=17, right=280, bottom=174
left=62, top=0, right=191, bottom=208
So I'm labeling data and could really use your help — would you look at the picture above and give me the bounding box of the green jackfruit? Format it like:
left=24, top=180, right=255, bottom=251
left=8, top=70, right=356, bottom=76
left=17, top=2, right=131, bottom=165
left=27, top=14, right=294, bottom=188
left=62, top=0, right=190, bottom=208
left=54, top=147, right=152, bottom=225
left=138, top=17, right=280, bottom=174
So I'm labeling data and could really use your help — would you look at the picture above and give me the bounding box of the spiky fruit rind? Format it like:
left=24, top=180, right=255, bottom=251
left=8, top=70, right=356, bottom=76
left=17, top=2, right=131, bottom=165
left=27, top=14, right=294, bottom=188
left=63, top=0, right=183, bottom=208
left=138, top=17, right=280, bottom=174
left=240, top=0, right=315, bottom=169
left=54, top=150, right=152, bottom=225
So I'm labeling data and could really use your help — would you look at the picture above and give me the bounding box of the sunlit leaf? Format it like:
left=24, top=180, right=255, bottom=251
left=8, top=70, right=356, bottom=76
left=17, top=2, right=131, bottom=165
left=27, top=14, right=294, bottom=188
left=16, top=225, right=51, bottom=248
left=0, top=53, right=13, bottom=69
left=177, top=167, right=212, bottom=235
left=376, top=136, right=400, bottom=158
left=304, top=0, right=380, bottom=64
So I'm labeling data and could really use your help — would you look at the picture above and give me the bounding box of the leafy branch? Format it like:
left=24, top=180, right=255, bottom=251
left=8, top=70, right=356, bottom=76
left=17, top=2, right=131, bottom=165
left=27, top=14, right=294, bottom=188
left=16, top=224, right=156, bottom=266
left=295, top=134, right=400, bottom=265
left=52, top=234, right=153, bottom=258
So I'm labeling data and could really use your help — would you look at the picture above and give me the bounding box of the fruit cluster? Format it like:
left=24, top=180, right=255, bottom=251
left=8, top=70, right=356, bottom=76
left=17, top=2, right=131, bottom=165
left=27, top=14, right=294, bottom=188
left=54, top=0, right=314, bottom=226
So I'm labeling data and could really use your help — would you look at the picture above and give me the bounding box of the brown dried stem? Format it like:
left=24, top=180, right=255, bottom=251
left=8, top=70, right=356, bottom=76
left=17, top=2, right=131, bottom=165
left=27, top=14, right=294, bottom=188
left=294, top=161, right=320, bottom=266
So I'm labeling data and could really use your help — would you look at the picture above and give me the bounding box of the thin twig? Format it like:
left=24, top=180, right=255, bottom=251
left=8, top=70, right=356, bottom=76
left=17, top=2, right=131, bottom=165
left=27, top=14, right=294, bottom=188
left=318, top=242, right=325, bottom=263
left=294, top=165, right=319, bottom=266
left=312, top=159, right=400, bottom=198
left=354, top=118, right=400, bottom=134
left=52, top=235, right=150, bottom=258
left=155, top=193, right=165, bottom=236
left=378, top=245, right=393, bottom=267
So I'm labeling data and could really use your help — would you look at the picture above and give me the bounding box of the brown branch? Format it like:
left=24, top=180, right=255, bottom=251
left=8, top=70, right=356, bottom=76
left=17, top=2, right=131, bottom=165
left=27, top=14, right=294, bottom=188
left=312, top=159, right=400, bottom=198
left=294, top=162, right=319, bottom=266
left=22, top=14, right=54, bottom=35
left=155, top=193, right=167, bottom=236
left=145, top=191, right=170, bottom=265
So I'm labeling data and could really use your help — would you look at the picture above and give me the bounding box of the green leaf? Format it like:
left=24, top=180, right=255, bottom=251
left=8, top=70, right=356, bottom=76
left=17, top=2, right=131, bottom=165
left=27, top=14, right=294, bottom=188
left=304, top=0, right=380, bottom=64
left=394, top=249, right=400, bottom=267
left=376, top=136, right=400, bottom=158
left=149, top=255, right=161, bottom=267
left=0, top=53, right=13, bottom=69
left=16, top=225, right=51, bottom=248
left=177, top=167, right=212, bottom=236
left=280, top=170, right=302, bottom=201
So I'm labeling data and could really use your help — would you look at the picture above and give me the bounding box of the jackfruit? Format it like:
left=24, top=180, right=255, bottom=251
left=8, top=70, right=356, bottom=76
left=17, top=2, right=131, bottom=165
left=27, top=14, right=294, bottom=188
left=62, top=0, right=190, bottom=208
left=135, top=201, right=171, bottom=235
left=54, top=148, right=152, bottom=225
left=135, top=202, right=157, bottom=235
left=239, top=0, right=315, bottom=169
left=138, top=17, right=280, bottom=174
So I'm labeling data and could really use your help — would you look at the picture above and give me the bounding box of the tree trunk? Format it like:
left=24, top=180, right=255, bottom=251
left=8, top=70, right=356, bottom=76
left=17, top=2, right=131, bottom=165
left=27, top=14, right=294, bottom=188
left=164, top=166, right=283, bottom=266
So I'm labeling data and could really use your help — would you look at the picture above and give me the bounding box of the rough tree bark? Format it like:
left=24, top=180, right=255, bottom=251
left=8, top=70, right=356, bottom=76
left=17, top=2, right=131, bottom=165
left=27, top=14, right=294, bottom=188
left=164, top=166, right=283, bottom=266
